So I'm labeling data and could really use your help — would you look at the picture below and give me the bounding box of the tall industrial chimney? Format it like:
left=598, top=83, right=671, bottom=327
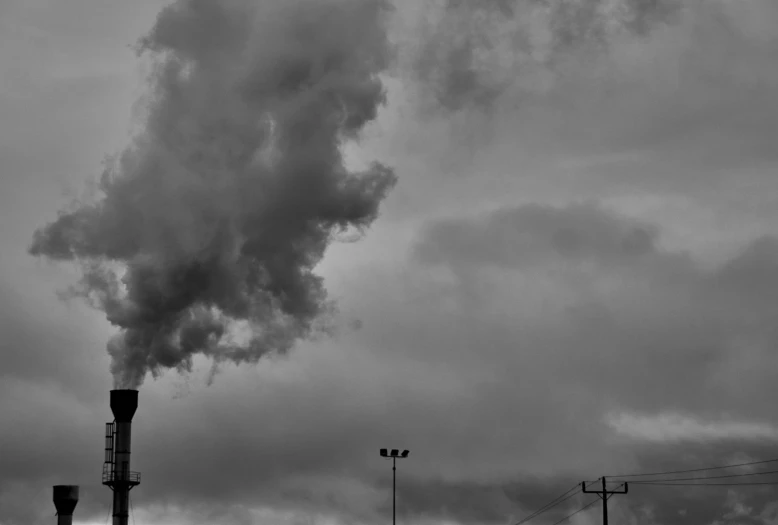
left=102, top=389, right=140, bottom=525
left=53, top=485, right=79, bottom=525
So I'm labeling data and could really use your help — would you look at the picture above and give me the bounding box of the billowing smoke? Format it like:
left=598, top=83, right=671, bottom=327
left=29, top=0, right=397, bottom=388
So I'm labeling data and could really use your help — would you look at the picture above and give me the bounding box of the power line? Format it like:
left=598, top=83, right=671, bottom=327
left=515, top=491, right=578, bottom=525
left=508, top=463, right=778, bottom=525
left=513, top=484, right=579, bottom=525
left=630, top=481, right=778, bottom=487
left=607, top=458, right=778, bottom=479
left=506, top=462, right=778, bottom=525
left=104, top=498, right=113, bottom=525
left=504, top=464, right=778, bottom=525
left=549, top=498, right=600, bottom=525
left=513, top=481, right=599, bottom=525
left=624, top=469, right=778, bottom=483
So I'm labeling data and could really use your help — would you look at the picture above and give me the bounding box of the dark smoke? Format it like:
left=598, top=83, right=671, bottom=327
left=29, top=0, right=397, bottom=388
left=413, top=0, right=681, bottom=112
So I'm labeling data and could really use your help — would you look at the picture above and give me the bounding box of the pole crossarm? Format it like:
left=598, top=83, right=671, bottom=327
left=582, top=479, right=629, bottom=498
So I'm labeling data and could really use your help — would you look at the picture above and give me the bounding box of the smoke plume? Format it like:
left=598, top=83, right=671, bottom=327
left=29, top=0, right=397, bottom=388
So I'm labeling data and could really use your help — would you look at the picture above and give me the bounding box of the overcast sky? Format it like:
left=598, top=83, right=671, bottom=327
left=3, top=1, right=778, bottom=525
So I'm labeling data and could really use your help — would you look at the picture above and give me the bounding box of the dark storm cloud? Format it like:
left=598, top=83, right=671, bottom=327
left=81, top=200, right=778, bottom=525
left=415, top=202, right=660, bottom=269
left=7, top=1, right=778, bottom=525
left=411, top=0, right=681, bottom=112
left=0, top=259, right=112, bottom=402
left=709, top=236, right=778, bottom=309
left=0, top=377, right=108, bottom=525
left=401, top=203, right=778, bottom=525
left=395, top=479, right=528, bottom=523
left=393, top=0, right=778, bottom=202
left=392, top=476, right=602, bottom=525
left=412, top=202, right=778, bottom=418
left=601, top=440, right=778, bottom=525
left=28, top=0, right=397, bottom=388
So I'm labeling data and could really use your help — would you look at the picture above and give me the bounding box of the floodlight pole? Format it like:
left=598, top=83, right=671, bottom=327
left=392, top=456, right=396, bottom=525
left=380, top=449, right=408, bottom=525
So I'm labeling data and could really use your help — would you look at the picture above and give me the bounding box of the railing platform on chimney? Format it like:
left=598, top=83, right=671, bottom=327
left=102, top=463, right=141, bottom=487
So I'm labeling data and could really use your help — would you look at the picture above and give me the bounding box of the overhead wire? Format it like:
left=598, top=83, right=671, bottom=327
left=605, top=483, right=626, bottom=498
left=631, top=481, right=778, bottom=487
left=513, top=481, right=599, bottom=525
left=607, top=458, right=778, bottom=479
left=620, top=469, right=778, bottom=484
left=513, top=483, right=580, bottom=525
left=105, top=498, right=113, bottom=525
left=549, top=498, right=600, bottom=525
left=507, top=458, right=778, bottom=525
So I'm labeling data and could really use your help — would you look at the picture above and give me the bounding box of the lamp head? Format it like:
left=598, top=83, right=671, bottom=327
left=380, top=448, right=410, bottom=458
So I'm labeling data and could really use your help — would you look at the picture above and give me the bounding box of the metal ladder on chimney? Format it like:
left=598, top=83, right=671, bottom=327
left=103, top=422, right=115, bottom=482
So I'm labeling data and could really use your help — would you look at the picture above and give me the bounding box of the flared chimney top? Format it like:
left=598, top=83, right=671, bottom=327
left=110, top=389, right=138, bottom=422
left=53, top=485, right=79, bottom=516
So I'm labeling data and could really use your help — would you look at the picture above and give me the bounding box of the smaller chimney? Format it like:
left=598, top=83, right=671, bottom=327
left=53, top=485, right=79, bottom=525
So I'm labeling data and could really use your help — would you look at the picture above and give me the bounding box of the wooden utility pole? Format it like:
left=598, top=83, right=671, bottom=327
left=582, top=477, right=628, bottom=525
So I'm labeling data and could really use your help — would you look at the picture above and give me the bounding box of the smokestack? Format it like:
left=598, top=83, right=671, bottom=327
left=103, top=390, right=140, bottom=525
left=110, top=389, right=138, bottom=422
left=53, top=485, right=79, bottom=525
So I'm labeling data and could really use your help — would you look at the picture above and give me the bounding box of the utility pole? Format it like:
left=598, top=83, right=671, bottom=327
left=582, top=477, right=628, bottom=525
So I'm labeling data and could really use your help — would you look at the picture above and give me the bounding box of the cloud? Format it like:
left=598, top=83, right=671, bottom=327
left=392, top=0, right=778, bottom=207
left=607, top=412, right=778, bottom=443
left=6, top=1, right=778, bottom=525
left=0, top=378, right=108, bottom=525
left=55, top=201, right=772, bottom=525
left=414, top=202, right=660, bottom=269
left=406, top=0, right=683, bottom=112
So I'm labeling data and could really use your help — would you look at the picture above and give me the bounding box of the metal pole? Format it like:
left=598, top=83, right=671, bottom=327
left=602, top=477, right=608, bottom=525
left=393, top=457, right=396, bottom=525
